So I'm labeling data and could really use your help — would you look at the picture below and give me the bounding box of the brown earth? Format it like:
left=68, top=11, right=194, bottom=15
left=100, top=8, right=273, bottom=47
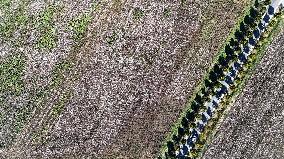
left=0, top=0, right=250, bottom=158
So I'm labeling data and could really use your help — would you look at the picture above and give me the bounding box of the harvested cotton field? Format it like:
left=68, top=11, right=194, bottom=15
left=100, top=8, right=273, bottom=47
left=0, top=0, right=283, bottom=159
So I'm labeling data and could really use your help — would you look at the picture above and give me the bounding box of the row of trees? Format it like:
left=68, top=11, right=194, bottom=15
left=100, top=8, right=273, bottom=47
left=163, top=0, right=272, bottom=158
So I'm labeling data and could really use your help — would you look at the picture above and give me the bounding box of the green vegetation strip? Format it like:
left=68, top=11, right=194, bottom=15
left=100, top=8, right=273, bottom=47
left=0, top=0, right=30, bottom=44
left=36, top=5, right=58, bottom=49
left=0, top=1, right=98, bottom=148
left=0, top=52, right=27, bottom=147
left=28, top=2, right=100, bottom=145
left=0, top=53, right=26, bottom=95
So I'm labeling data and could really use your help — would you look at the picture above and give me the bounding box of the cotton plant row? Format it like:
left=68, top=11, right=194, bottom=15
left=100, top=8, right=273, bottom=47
left=159, top=0, right=284, bottom=158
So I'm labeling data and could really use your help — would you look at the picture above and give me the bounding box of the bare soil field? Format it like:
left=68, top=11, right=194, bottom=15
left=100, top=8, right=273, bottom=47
left=1, top=0, right=252, bottom=158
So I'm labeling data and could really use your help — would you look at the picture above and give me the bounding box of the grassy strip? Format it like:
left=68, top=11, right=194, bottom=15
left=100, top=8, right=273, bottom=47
left=0, top=1, right=97, bottom=148
left=199, top=12, right=284, bottom=158
left=0, top=53, right=26, bottom=95
left=159, top=1, right=282, bottom=157
left=0, top=52, right=27, bottom=147
left=28, top=2, right=100, bottom=145
left=51, top=2, right=100, bottom=88
left=36, top=5, right=58, bottom=49
left=69, top=13, right=92, bottom=43
left=31, top=91, right=72, bottom=144
left=158, top=1, right=254, bottom=157
left=51, top=91, right=72, bottom=117
left=0, top=0, right=29, bottom=44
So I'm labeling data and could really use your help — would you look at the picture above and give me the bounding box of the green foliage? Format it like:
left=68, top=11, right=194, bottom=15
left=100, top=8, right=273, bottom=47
left=106, top=31, right=118, bottom=45
left=133, top=7, right=144, bottom=20
left=263, top=0, right=271, bottom=5
left=36, top=6, right=58, bottom=49
left=69, top=13, right=92, bottom=42
left=51, top=92, right=71, bottom=117
left=0, top=0, right=11, bottom=7
left=181, top=0, right=186, bottom=6
left=51, top=60, right=74, bottom=88
left=0, top=2, right=28, bottom=40
left=254, top=0, right=259, bottom=7
left=14, top=106, right=29, bottom=134
left=0, top=53, right=26, bottom=95
left=163, top=8, right=171, bottom=17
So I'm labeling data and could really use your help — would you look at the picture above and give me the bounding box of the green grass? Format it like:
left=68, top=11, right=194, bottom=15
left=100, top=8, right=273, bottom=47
left=69, top=13, right=92, bottom=42
left=0, top=1, right=29, bottom=42
left=0, top=0, right=12, bottom=8
left=36, top=5, right=58, bottom=49
left=0, top=53, right=26, bottom=95
left=133, top=7, right=144, bottom=20
left=163, top=8, right=171, bottom=17
left=51, top=60, right=74, bottom=88
left=0, top=53, right=26, bottom=147
left=106, top=31, right=118, bottom=45
left=51, top=92, right=72, bottom=117
left=69, top=2, right=100, bottom=43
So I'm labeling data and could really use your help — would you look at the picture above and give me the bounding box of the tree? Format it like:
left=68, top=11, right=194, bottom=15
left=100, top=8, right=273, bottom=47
left=195, top=94, right=203, bottom=104
left=250, top=7, right=258, bottom=18
left=253, top=29, right=260, bottom=39
left=209, top=71, right=218, bottom=83
left=172, top=134, right=180, bottom=144
left=201, top=87, right=209, bottom=97
left=202, top=113, right=207, bottom=122
left=263, top=13, right=270, bottom=23
left=167, top=141, right=175, bottom=157
left=235, top=30, right=244, bottom=42
left=230, top=38, right=240, bottom=51
left=239, top=22, right=248, bottom=34
left=225, top=45, right=234, bottom=56
left=204, top=79, right=213, bottom=90
left=244, top=15, right=254, bottom=26
left=186, top=111, right=195, bottom=122
left=213, top=64, right=224, bottom=78
left=254, top=0, right=259, bottom=8
left=178, top=127, right=185, bottom=137
left=218, top=56, right=229, bottom=68
left=225, top=54, right=234, bottom=62
left=207, top=107, right=212, bottom=117
left=268, top=5, right=274, bottom=15
left=258, top=23, right=265, bottom=31
left=249, top=37, right=256, bottom=46
left=191, top=102, right=199, bottom=112
left=230, top=38, right=237, bottom=47
left=181, top=117, right=189, bottom=128
left=198, top=122, right=204, bottom=131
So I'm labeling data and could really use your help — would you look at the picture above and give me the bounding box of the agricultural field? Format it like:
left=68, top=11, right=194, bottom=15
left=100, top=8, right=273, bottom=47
left=0, top=0, right=283, bottom=159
